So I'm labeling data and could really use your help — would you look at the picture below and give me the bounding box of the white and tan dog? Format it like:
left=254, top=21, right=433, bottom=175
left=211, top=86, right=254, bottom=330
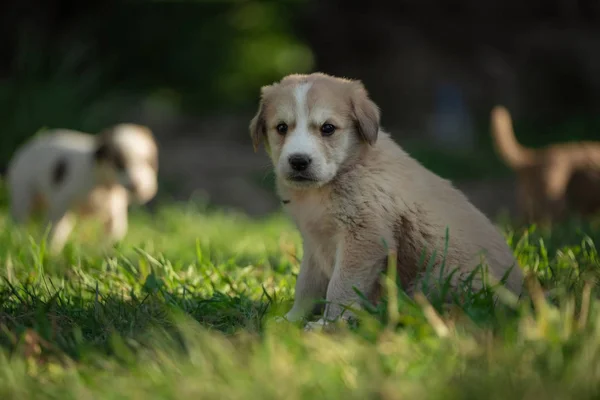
left=250, top=73, right=524, bottom=329
left=6, top=124, right=159, bottom=253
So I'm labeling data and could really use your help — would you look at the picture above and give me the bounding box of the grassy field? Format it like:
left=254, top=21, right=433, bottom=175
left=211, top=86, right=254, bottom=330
left=1, top=195, right=600, bottom=399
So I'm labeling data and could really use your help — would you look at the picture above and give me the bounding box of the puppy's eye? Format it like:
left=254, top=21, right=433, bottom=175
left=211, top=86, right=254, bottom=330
left=276, top=123, right=288, bottom=135
left=320, top=123, right=336, bottom=136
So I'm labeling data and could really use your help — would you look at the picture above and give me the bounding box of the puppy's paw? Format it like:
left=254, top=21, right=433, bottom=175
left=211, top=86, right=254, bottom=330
left=273, top=316, right=288, bottom=324
left=304, top=318, right=327, bottom=332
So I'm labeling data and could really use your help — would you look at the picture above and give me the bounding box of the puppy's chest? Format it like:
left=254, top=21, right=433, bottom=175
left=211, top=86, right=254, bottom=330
left=285, top=196, right=341, bottom=276
left=76, top=186, right=116, bottom=217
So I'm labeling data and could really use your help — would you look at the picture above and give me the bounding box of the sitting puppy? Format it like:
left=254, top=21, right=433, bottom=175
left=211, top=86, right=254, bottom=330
left=6, top=124, right=159, bottom=253
left=491, top=105, right=600, bottom=225
left=250, top=73, right=524, bottom=328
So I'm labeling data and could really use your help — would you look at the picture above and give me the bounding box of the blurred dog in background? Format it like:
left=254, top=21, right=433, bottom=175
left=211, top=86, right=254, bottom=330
left=6, top=124, right=159, bottom=253
left=491, top=105, right=600, bottom=225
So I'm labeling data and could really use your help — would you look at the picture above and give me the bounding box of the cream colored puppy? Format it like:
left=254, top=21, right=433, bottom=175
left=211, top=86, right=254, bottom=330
left=7, top=124, right=159, bottom=253
left=250, top=73, right=524, bottom=328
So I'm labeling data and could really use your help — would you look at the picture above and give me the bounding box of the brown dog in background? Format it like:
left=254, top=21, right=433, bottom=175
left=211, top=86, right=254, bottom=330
left=490, top=105, right=600, bottom=225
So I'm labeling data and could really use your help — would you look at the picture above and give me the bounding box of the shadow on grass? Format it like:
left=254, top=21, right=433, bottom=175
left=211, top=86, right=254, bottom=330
left=0, top=267, right=292, bottom=364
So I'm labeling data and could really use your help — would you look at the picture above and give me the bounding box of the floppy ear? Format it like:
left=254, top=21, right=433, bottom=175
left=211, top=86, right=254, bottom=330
left=93, top=127, right=114, bottom=161
left=249, top=101, right=266, bottom=153
left=250, top=85, right=276, bottom=153
left=351, top=82, right=380, bottom=145
left=94, top=142, right=109, bottom=161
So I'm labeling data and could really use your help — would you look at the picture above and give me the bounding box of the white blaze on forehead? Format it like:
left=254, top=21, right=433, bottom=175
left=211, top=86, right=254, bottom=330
left=281, top=82, right=319, bottom=159
left=293, top=82, right=312, bottom=130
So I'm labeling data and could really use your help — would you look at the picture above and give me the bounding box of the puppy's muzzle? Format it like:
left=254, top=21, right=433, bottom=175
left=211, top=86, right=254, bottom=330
left=288, top=154, right=312, bottom=171
left=287, top=153, right=317, bottom=182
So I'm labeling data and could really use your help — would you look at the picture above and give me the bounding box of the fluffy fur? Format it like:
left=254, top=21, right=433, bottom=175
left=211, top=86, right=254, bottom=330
left=6, top=124, right=159, bottom=253
left=490, top=105, right=600, bottom=224
left=250, top=73, right=524, bottom=329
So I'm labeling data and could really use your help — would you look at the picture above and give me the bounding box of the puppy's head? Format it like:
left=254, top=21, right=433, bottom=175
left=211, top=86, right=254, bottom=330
left=94, top=124, right=159, bottom=204
left=250, top=73, right=380, bottom=189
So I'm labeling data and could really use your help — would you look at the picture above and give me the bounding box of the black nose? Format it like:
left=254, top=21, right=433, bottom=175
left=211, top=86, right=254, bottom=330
left=288, top=154, right=311, bottom=171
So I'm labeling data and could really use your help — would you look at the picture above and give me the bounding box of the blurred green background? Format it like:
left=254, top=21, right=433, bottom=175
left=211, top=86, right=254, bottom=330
left=0, top=1, right=312, bottom=158
left=2, top=0, right=600, bottom=217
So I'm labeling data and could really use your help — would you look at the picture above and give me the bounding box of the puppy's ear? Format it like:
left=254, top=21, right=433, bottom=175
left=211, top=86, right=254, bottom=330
left=94, top=142, right=109, bottom=161
left=351, top=82, right=380, bottom=145
left=249, top=102, right=266, bottom=153
left=93, top=127, right=114, bottom=161
left=250, top=85, right=274, bottom=153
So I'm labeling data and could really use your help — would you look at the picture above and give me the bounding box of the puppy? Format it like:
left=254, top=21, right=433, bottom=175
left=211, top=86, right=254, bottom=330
left=6, top=124, right=159, bottom=253
left=490, top=105, right=600, bottom=225
left=250, top=73, right=524, bottom=328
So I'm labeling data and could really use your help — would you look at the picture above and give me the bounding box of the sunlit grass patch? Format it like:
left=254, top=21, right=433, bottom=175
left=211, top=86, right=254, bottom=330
left=0, top=202, right=599, bottom=399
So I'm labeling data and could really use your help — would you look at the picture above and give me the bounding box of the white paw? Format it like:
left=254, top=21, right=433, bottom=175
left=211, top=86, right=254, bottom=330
left=304, top=318, right=327, bottom=332
left=273, top=316, right=288, bottom=323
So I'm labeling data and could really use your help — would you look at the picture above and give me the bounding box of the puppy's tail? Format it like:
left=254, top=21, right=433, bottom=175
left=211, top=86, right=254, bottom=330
left=490, top=105, right=535, bottom=170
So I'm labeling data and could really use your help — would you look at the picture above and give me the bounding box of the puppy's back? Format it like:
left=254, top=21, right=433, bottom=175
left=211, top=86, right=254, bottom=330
left=7, top=130, right=96, bottom=197
left=372, top=134, right=524, bottom=294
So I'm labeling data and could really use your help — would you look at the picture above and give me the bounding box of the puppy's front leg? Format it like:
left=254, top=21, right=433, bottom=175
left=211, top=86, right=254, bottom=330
left=284, top=244, right=329, bottom=323
left=48, top=212, right=76, bottom=254
left=105, top=209, right=128, bottom=245
left=322, top=238, right=384, bottom=324
left=105, top=189, right=129, bottom=245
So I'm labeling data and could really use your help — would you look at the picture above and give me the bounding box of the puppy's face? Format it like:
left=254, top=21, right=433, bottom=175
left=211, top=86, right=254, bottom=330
left=250, top=73, right=380, bottom=189
left=94, top=124, right=159, bottom=204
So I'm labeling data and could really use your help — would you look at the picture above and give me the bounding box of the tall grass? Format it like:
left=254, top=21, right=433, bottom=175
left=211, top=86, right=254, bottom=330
left=0, top=188, right=599, bottom=398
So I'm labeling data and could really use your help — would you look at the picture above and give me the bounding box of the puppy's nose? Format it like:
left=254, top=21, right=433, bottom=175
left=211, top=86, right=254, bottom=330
left=288, top=154, right=312, bottom=171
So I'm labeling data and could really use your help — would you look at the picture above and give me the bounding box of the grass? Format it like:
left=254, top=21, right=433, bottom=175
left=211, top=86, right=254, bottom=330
left=1, top=194, right=600, bottom=399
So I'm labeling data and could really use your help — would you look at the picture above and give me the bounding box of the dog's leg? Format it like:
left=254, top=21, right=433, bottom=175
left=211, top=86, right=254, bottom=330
left=105, top=214, right=128, bottom=244
left=541, top=165, right=571, bottom=223
left=9, top=186, right=33, bottom=224
left=319, top=238, right=384, bottom=326
left=105, top=190, right=129, bottom=244
left=284, top=246, right=329, bottom=323
left=516, top=180, right=536, bottom=224
left=48, top=211, right=76, bottom=254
